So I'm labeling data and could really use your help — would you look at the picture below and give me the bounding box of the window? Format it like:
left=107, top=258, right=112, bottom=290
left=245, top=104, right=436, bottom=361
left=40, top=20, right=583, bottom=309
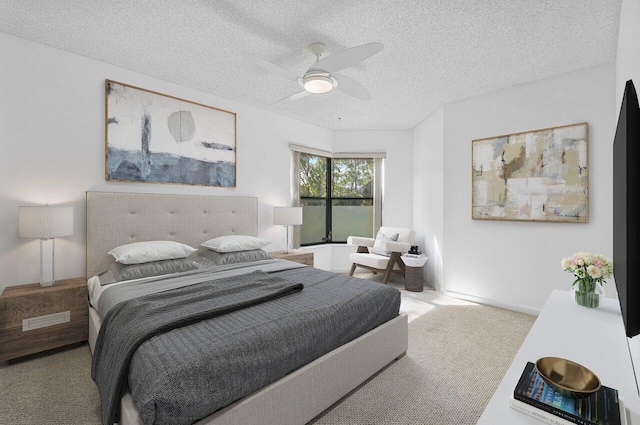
left=299, top=154, right=375, bottom=245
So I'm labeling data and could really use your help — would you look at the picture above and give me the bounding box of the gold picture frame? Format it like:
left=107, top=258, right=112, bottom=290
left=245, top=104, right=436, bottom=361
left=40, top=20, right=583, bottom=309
left=472, top=122, right=588, bottom=222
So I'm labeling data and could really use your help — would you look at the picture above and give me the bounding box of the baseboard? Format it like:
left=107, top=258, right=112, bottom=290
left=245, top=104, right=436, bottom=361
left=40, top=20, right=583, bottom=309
left=442, top=289, right=541, bottom=316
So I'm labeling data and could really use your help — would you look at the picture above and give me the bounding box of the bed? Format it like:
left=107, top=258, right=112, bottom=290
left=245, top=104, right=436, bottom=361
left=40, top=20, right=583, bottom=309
left=85, top=191, right=408, bottom=425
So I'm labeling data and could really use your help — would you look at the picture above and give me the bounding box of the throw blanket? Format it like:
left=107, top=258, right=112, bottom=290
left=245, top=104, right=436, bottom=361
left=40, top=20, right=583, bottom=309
left=91, top=270, right=303, bottom=425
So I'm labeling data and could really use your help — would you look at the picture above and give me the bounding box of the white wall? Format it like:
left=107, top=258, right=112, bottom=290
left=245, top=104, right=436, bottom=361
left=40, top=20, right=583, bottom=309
left=441, top=63, right=616, bottom=313
left=616, top=0, right=640, bottom=105
left=1, top=27, right=621, bottom=304
left=0, top=32, right=333, bottom=290
left=332, top=130, right=414, bottom=229
left=413, top=107, right=444, bottom=290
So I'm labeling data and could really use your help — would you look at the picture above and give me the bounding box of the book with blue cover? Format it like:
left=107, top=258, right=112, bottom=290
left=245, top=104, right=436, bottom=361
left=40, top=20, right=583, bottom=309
left=513, top=362, right=621, bottom=425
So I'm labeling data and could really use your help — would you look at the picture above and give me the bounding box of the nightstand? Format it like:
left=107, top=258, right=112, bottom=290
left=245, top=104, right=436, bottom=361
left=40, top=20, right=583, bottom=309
left=0, top=277, right=88, bottom=362
left=270, top=250, right=314, bottom=266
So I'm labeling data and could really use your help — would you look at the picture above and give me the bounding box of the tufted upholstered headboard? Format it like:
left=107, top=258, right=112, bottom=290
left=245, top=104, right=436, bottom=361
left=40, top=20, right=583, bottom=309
left=85, top=191, right=258, bottom=278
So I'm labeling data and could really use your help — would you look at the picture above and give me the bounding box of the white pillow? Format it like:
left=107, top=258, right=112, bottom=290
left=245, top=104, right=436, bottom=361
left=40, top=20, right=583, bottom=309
left=201, top=235, right=271, bottom=253
left=370, top=231, right=399, bottom=257
left=108, top=241, right=197, bottom=265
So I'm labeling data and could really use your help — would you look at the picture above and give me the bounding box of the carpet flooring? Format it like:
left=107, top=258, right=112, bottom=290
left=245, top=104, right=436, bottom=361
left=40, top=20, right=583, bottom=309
left=0, top=286, right=535, bottom=425
left=310, top=303, right=535, bottom=424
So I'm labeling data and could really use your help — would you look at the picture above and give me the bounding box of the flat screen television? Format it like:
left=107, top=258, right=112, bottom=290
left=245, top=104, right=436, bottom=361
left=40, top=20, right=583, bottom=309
left=613, top=79, right=640, bottom=339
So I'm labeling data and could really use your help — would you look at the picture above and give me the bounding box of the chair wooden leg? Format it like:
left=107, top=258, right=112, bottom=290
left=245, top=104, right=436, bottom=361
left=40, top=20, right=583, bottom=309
left=383, top=252, right=402, bottom=284
left=382, top=266, right=394, bottom=283
left=397, top=255, right=406, bottom=276
left=349, top=263, right=357, bottom=276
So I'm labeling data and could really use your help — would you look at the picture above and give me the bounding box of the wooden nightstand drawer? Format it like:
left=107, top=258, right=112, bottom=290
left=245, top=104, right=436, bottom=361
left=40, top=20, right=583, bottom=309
left=0, top=277, right=88, bottom=362
left=270, top=250, right=314, bottom=266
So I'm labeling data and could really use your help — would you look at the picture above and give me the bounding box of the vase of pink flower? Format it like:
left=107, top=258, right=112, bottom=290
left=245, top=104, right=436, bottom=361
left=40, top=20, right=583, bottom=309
left=561, top=252, right=613, bottom=308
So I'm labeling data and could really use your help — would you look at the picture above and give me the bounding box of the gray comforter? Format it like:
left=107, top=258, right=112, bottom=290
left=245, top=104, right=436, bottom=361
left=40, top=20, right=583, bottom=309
left=92, top=263, right=400, bottom=425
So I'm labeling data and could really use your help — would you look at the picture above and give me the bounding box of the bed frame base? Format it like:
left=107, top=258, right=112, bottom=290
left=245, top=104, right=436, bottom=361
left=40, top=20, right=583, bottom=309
left=116, top=313, right=408, bottom=425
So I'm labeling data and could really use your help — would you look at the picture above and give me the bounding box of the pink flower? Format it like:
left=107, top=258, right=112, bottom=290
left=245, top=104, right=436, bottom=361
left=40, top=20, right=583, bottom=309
left=587, top=265, right=602, bottom=279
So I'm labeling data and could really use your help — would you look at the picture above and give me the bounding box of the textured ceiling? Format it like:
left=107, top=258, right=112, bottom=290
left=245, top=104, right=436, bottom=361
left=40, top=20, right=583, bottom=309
left=0, top=1, right=621, bottom=130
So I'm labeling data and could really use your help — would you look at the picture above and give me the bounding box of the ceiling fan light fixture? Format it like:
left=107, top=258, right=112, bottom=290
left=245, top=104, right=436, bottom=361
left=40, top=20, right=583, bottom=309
left=303, top=76, right=334, bottom=94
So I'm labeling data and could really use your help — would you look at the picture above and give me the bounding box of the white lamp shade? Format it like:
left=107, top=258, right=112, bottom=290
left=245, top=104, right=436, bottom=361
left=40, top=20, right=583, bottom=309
left=273, top=207, right=303, bottom=225
left=19, top=206, right=74, bottom=238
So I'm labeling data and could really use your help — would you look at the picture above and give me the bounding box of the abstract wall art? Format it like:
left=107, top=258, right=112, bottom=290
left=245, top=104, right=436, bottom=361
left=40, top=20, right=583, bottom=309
left=105, top=80, right=236, bottom=187
left=472, top=122, right=588, bottom=222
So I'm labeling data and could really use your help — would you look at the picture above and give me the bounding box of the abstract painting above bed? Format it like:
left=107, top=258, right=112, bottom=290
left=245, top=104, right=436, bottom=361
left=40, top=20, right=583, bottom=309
left=105, top=80, right=237, bottom=187
left=472, top=122, right=588, bottom=222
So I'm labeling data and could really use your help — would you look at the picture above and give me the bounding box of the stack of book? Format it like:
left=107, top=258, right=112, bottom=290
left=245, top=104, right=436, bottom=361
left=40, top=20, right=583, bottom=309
left=509, top=362, right=626, bottom=425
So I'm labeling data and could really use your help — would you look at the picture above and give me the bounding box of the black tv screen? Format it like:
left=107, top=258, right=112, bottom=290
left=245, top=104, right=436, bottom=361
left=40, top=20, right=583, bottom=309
left=613, top=79, right=640, bottom=338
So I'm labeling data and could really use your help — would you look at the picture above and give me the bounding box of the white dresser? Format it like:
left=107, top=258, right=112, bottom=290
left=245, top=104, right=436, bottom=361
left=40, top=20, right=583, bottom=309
left=477, top=290, right=640, bottom=425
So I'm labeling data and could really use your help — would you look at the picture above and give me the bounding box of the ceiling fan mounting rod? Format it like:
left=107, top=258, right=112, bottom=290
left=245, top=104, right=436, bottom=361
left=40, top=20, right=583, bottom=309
left=308, top=42, right=327, bottom=60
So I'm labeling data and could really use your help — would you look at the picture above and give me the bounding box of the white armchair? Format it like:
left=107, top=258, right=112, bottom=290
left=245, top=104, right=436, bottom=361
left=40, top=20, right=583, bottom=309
left=347, top=227, right=415, bottom=284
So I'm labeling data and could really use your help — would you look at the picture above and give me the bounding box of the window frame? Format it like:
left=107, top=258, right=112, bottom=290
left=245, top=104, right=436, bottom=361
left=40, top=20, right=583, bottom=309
left=291, top=144, right=385, bottom=250
left=299, top=155, right=375, bottom=246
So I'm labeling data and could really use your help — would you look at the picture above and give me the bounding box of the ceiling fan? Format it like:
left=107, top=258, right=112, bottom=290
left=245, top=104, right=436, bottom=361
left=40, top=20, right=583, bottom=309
left=242, top=42, right=383, bottom=103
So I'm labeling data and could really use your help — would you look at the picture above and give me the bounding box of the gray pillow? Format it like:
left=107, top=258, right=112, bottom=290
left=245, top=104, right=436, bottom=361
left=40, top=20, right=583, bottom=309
left=370, top=231, right=399, bottom=257
left=197, top=248, right=272, bottom=265
left=97, top=257, right=207, bottom=286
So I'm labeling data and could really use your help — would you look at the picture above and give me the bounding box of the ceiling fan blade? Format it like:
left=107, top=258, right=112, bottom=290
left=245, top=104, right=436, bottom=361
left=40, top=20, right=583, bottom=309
left=242, top=52, right=299, bottom=82
left=333, top=74, right=372, bottom=101
left=275, top=90, right=311, bottom=103
left=308, top=42, right=383, bottom=74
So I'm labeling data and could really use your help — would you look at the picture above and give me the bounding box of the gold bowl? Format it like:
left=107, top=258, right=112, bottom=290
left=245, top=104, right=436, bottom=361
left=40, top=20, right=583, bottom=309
left=535, top=357, right=601, bottom=399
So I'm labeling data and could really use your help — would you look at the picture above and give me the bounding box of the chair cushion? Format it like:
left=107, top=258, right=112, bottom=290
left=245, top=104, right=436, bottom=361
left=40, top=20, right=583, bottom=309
left=350, top=252, right=402, bottom=270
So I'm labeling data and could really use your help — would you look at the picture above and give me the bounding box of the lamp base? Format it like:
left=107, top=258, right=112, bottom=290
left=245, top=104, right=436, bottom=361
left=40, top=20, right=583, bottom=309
left=40, top=238, right=55, bottom=286
left=284, top=225, right=293, bottom=253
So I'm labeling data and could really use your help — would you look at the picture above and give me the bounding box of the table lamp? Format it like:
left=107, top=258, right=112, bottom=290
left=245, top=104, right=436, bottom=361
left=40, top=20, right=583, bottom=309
left=273, top=207, right=303, bottom=253
left=19, top=205, right=74, bottom=286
